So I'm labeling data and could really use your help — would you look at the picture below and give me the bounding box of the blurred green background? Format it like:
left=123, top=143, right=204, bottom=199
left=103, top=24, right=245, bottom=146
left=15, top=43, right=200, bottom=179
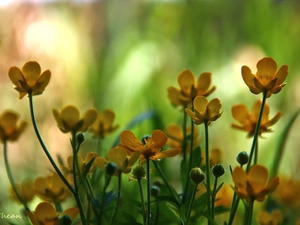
left=1, top=0, right=300, bottom=223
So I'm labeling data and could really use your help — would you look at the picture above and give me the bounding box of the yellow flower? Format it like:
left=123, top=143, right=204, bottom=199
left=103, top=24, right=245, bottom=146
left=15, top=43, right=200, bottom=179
left=167, top=70, right=216, bottom=108
left=95, top=147, right=140, bottom=175
left=231, top=99, right=282, bottom=137
left=27, top=202, right=79, bottom=225
left=119, top=129, right=181, bottom=163
left=8, top=61, right=51, bottom=99
left=34, top=173, right=71, bottom=203
left=215, top=185, right=233, bottom=207
left=62, top=152, right=98, bottom=176
left=273, top=177, right=300, bottom=209
left=185, top=96, right=222, bottom=125
left=231, top=164, right=279, bottom=202
left=53, top=105, right=98, bottom=133
left=241, top=57, right=288, bottom=98
left=0, top=110, right=27, bottom=142
left=9, top=179, right=35, bottom=204
left=89, top=109, right=119, bottom=139
left=257, top=209, right=283, bottom=225
left=165, top=124, right=200, bottom=154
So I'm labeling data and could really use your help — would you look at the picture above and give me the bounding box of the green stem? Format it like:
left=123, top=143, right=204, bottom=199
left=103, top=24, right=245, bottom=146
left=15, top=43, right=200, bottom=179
left=138, top=179, right=146, bottom=225
left=246, top=91, right=267, bottom=172
left=71, top=132, right=87, bottom=225
left=28, top=93, right=74, bottom=194
left=3, top=140, right=30, bottom=211
left=211, top=177, right=218, bottom=220
left=227, top=165, right=240, bottom=225
left=110, top=172, right=122, bottom=225
left=154, top=197, right=159, bottom=225
left=152, top=161, right=179, bottom=205
left=204, top=121, right=211, bottom=225
left=245, top=200, right=254, bottom=225
left=254, top=139, right=258, bottom=165
left=99, top=174, right=112, bottom=223
left=182, top=107, right=188, bottom=162
left=146, top=157, right=151, bottom=225
left=185, top=183, right=197, bottom=225
left=182, top=111, right=195, bottom=203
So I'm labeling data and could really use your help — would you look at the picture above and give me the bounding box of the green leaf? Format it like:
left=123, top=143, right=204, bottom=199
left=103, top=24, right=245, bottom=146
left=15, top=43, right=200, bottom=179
left=82, top=157, right=96, bottom=177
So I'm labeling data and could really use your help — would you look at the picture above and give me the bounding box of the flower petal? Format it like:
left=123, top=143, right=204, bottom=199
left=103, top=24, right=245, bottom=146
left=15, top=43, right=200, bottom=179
left=95, top=157, right=108, bottom=170
left=178, top=70, right=195, bottom=95
left=108, top=147, right=127, bottom=166
left=248, top=165, right=268, bottom=194
left=120, top=130, right=144, bottom=153
left=231, top=104, right=249, bottom=124
left=193, top=96, right=208, bottom=113
left=79, top=108, right=98, bottom=132
left=275, top=65, right=288, bottom=85
left=153, top=148, right=181, bottom=160
left=22, top=61, right=42, bottom=87
left=60, top=106, right=80, bottom=129
left=34, top=202, right=57, bottom=222
left=150, top=130, right=168, bottom=149
left=197, top=72, right=212, bottom=93
left=256, top=57, right=277, bottom=84
left=232, top=166, right=247, bottom=190
left=8, top=66, right=26, bottom=89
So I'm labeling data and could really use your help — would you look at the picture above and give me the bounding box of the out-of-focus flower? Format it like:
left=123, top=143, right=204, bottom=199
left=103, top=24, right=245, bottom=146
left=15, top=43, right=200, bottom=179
left=165, top=124, right=200, bottom=154
left=95, top=147, right=140, bottom=176
left=273, top=177, right=300, bottom=209
left=257, top=209, right=283, bottom=225
left=241, top=57, right=288, bottom=98
left=119, top=129, right=181, bottom=163
left=9, top=179, right=35, bottom=204
left=185, top=96, right=222, bottom=125
left=27, top=202, right=79, bottom=225
left=231, top=164, right=279, bottom=202
left=200, top=148, right=223, bottom=168
left=215, top=185, right=233, bottom=207
left=167, top=70, right=216, bottom=108
left=53, top=105, right=98, bottom=134
left=8, top=61, right=51, bottom=99
left=89, top=109, right=119, bottom=139
left=62, top=152, right=98, bottom=176
left=0, top=110, right=27, bottom=142
left=34, top=173, right=71, bottom=203
left=231, top=99, right=282, bottom=137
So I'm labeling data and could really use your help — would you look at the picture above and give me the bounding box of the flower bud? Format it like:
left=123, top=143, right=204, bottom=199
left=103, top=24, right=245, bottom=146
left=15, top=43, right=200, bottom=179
left=58, top=215, right=72, bottom=225
left=132, top=165, right=146, bottom=180
left=105, top=162, right=117, bottom=176
left=212, top=164, right=225, bottom=178
left=189, top=167, right=205, bottom=184
left=76, top=133, right=85, bottom=146
left=151, top=185, right=160, bottom=198
left=236, top=151, right=249, bottom=166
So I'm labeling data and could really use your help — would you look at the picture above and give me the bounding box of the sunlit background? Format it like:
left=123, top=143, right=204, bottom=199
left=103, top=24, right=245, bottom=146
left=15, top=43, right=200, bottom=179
left=1, top=0, right=300, bottom=222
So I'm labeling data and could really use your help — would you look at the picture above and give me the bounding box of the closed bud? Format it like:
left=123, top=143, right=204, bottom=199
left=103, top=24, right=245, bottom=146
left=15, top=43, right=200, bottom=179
left=236, top=151, right=249, bottom=166
left=151, top=185, right=160, bottom=198
left=105, top=162, right=117, bottom=176
left=76, top=133, right=85, bottom=146
left=58, top=215, right=72, bottom=225
left=212, top=164, right=225, bottom=178
left=189, top=167, right=205, bottom=184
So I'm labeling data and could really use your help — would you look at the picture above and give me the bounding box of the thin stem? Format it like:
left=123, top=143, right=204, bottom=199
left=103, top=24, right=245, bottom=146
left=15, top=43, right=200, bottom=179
left=146, top=157, right=151, bottom=225
left=71, top=132, right=87, bottom=225
left=154, top=197, right=159, bottom=225
left=185, top=183, right=197, bottom=225
left=99, top=174, right=112, bottom=223
left=28, top=93, right=74, bottom=194
left=246, top=91, right=267, bottom=172
left=245, top=200, right=254, bottom=225
left=182, top=107, right=188, bottom=162
left=227, top=166, right=240, bottom=225
left=138, top=179, right=146, bottom=225
left=204, top=121, right=211, bottom=225
left=182, top=109, right=195, bottom=203
left=254, top=139, right=258, bottom=165
left=110, top=172, right=122, bottom=225
left=211, top=177, right=218, bottom=220
left=152, top=161, right=179, bottom=205
left=3, top=140, right=30, bottom=211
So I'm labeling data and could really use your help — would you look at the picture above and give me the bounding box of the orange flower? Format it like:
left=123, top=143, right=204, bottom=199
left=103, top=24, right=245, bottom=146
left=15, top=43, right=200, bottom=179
left=53, top=105, right=98, bottom=133
left=0, top=110, right=27, bottom=142
left=215, top=185, right=233, bottom=207
left=9, top=179, right=35, bottom=204
left=231, top=164, right=279, bottom=202
left=62, top=152, right=98, bottom=176
left=241, top=57, right=288, bottom=98
left=257, top=209, right=283, bottom=225
left=89, top=109, right=119, bottom=139
left=167, top=70, right=216, bottom=108
left=119, top=129, right=181, bottom=163
left=185, top=96, right=222, bottom=125
left=231, top=99, right=282, bottom=137
left=165, top=124, right=200, bottom=154
left=34, top=173, right=71, bottom=203
left=8, top=61, right=51, bottom=99
left=27, top=202, right=79, bottom=225
left=95, top=147, right=140, bottom=176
